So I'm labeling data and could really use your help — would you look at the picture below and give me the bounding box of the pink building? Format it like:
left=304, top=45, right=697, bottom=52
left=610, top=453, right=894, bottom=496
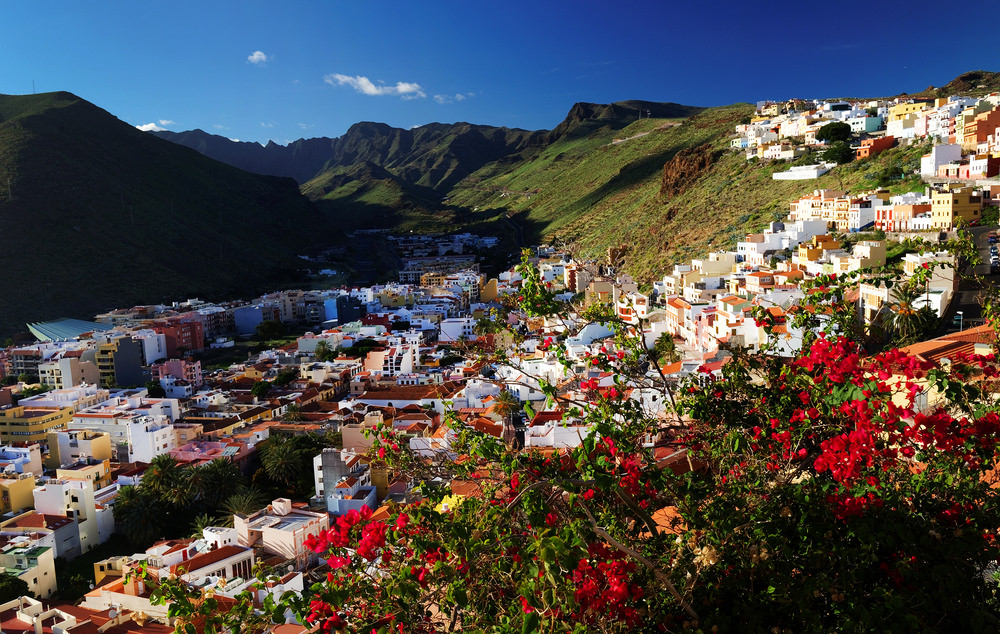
left=150, top=358, right=204, bottom=387
left=169, top=439, right=254, bottom=473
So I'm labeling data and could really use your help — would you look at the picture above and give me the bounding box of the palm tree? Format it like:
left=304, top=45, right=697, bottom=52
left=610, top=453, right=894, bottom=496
left=261, top=437, right=301, bottom=489
left=144, top=455, right=192, bottom=507
left=143, top=454, right=183, bottom=495
left=884, top=282, right=939, bottom=347
left=199, top=458, right=245, bottom=509
left=114, top=485, right=165, bottom=546
left=653, top=332, right=682, bottom=365
left=188, top=513, right=223, bottom=539
left=492, top=389, right=521, bottom=446
left=222, top=488, right=269, bottom=522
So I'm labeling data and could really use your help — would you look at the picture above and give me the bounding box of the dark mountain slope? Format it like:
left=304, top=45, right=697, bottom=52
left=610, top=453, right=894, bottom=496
left=0, top=91, right=331, bottom=339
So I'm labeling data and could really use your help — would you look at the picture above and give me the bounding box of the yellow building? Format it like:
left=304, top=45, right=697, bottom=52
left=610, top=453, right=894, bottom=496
left=56, top=458, right=112, bottom=491
left=850, top=241, right=887, bottom=269
left=0, top=545, right=56, bottom=599
left=930, top=186, right=982, bottom=230
left=419, top=271, right=447, bottom=286
left=376, top=290, right=414, bottom=307
left=46, top=429, right=113, bottom=470
left=888, top=101, right=931, bottom=122
left=0, top=406, right=73, bottom=444
left=94, top=555, right=130, bottom=585
left=796, top=234, right=840, bottom=263
left=0, top=474, right=36, bottom=515
left=481, top=278, right=499, bottom=303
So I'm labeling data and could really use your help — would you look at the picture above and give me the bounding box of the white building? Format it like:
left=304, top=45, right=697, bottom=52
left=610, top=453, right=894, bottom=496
left=32, top=477, right=112, bottom=557
left=234, top=498, right=329, bottom=570
left=920, top=143, right=962, bottom=177
left=438, top=317, right=478, bottom=342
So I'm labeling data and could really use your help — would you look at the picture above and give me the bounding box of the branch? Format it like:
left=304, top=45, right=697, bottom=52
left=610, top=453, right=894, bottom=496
left=577, top=498, right=699, bottom=622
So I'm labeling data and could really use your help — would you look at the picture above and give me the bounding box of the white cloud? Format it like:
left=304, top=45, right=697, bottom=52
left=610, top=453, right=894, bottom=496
left=297, top=123, right=314, bottom=130
left=433, top=92, right=476, bottom=105
left=158, top=119, right=175, bottom=126
left=248, top=50, right=269, bottom=65
left=324, top=73, right=425, bottom=99
left=260, top=121, right=277, bottom=128
left=136, top=122, right=168, bottom=132
left=213, top=124, right=229, bottom=130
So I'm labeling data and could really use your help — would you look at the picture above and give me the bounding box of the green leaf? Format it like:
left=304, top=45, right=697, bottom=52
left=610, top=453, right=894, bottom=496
left=522, top=610, right=541, bottom=634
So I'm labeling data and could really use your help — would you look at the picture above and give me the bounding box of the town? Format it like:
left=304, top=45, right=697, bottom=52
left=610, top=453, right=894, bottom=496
left=0, top=87, right=998, bottom=632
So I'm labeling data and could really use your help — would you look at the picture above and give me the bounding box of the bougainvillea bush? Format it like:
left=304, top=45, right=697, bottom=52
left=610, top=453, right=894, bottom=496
left=154, top=254, right=1000, bottom=633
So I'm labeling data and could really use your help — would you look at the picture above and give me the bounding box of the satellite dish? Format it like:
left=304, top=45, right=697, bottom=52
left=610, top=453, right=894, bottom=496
left=108, top=609, right=118, bottom=619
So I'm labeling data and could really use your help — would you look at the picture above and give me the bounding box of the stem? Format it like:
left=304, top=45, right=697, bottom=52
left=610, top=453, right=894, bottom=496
left=577, top=499, right=699, bottom=622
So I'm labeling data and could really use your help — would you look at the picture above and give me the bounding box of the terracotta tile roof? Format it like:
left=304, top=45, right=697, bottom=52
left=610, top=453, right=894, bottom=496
left=450, top=479, right=484, bottom=498
left=170, top=545, right=249, bottom=574
left=6, top=511, right=75, bottom=531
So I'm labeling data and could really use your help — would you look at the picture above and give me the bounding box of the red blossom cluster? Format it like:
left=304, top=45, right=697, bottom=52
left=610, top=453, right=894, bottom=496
left=570, top=542, right=644, bottom=625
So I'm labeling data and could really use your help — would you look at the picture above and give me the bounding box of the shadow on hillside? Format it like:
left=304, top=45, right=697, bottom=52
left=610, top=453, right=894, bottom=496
left=563, top=145, right=693, bottom=219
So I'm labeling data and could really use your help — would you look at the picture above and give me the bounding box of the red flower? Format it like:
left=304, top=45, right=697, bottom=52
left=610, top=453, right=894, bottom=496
left=394, top=512, right=409, bottom=532
left=327, top=555, right=350, bottom=569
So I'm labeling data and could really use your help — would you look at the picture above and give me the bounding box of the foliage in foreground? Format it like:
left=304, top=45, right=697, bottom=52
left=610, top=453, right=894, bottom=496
left=154, top=254, right=1000, bottom=633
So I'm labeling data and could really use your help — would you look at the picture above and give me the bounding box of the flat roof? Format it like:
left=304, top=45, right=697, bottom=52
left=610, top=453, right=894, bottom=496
left=26, top=318, right=112, bottom=342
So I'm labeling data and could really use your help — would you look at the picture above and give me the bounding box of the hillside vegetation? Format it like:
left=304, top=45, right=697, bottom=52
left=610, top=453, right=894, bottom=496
left=0, top=91, right=331, bottom=339
left=447, top=105, right=930, bottom=281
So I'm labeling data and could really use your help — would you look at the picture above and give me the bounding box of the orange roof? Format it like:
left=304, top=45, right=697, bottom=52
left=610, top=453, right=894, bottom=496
left=170, top=545, right=249, bottom=575
left=335, top=477, right=359, bottom=489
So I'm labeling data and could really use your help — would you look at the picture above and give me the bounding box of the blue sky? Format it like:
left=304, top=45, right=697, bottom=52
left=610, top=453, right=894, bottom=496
left=2, top=1, right=999, bottom=145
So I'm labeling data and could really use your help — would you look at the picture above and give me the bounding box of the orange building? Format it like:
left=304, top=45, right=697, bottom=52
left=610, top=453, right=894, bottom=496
left=963, top=106, right=1000, bottom=151
left=855, top=136, right=895, bottom=160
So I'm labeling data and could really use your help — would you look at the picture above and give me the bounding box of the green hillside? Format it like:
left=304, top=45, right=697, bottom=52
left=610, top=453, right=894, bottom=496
left=447, top=104, right=930, bottom=282
left=298, top=101, right=707, bottom=244
left=0, top=91, right=333, bottom=339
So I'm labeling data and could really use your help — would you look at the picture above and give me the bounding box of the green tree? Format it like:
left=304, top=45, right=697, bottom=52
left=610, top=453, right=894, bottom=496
left=823, top=140, right=854, bottom=164
left=816, top=121, right=852, bottom=143
left=144, top=380, right=166, bottom=398
left=188, top=513, right=223, bottom=539
left=194, top=458, right=245, bottom=510
left=653, top=332, right=682, bottom=365
left=260, top=436, right=303, bottom=490
left=143, top=455, right=185, bottom=497
left=491, top=388, right=520, bottom=432
left=113, top=486, right=166, bottom=546
left=0, top=573, right=30, bottom=602
left=314, top=340, right=338, bottom=362
left=255, top=319, right=286, bottom=341
left=883, top=281, right=939, bottom=346
left=250, top=380, right=271, bottom=400
left=272, top=368, right=298, bottom=387
left=222, top=488, right=269, bottom=520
